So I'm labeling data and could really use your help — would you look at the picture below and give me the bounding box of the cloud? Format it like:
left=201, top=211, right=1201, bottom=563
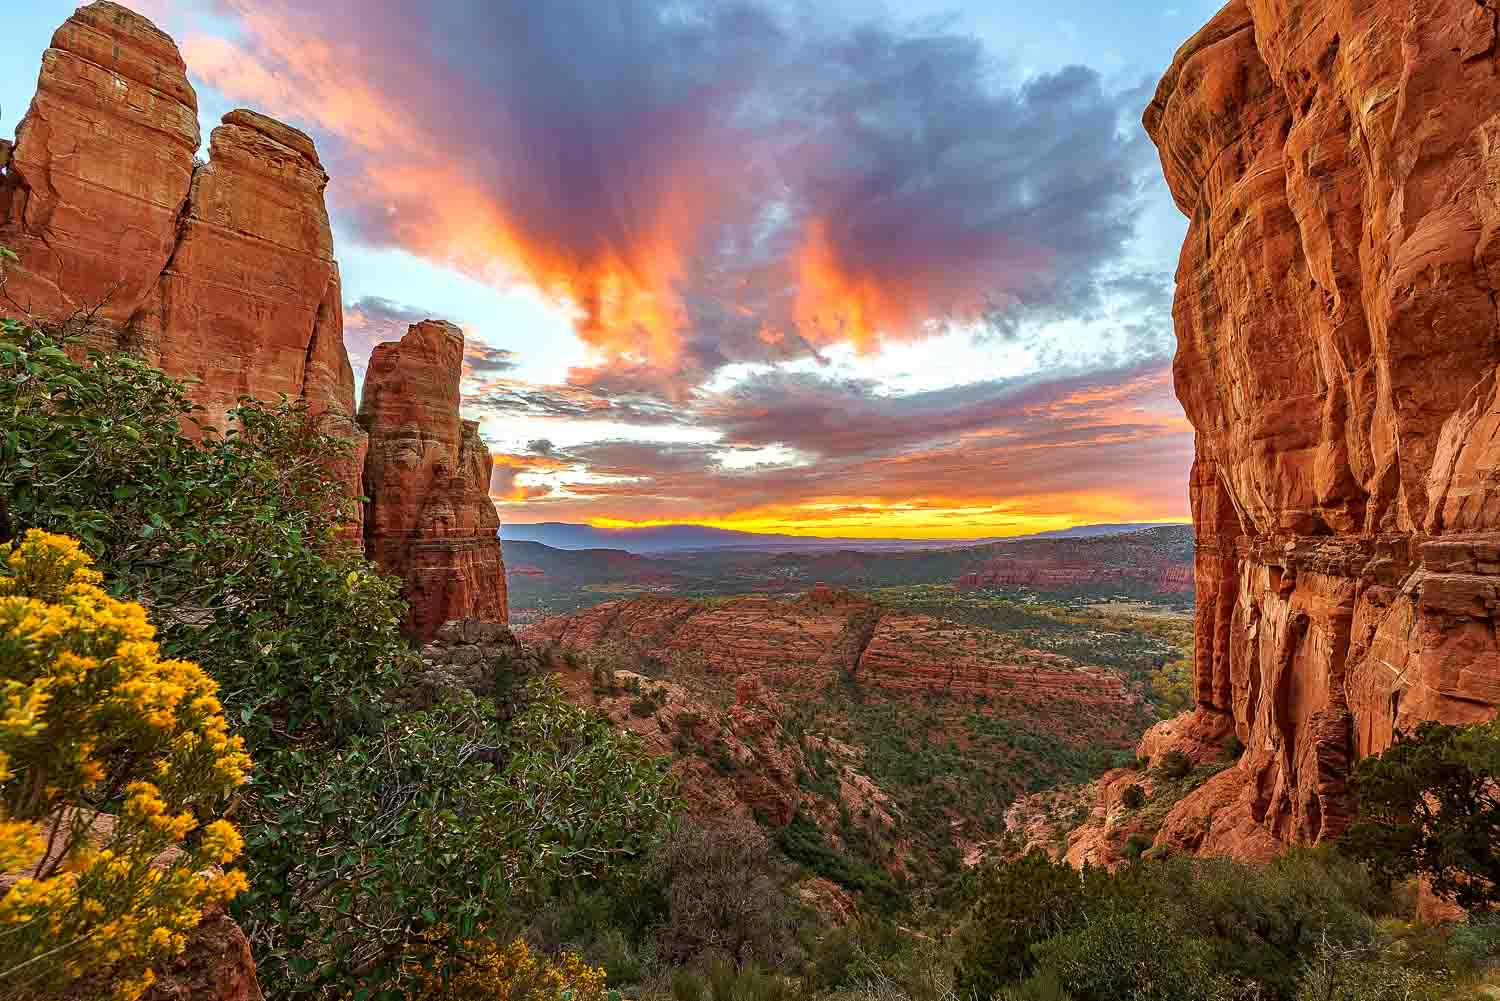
left=187, top=0, right=1159, bottom=395
left=478, top=355, right=1192, bottom=534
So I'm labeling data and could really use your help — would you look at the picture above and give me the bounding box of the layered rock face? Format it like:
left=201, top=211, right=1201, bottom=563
left=360, top=321, right=507, bottom=638
left=2, top=2, right=508, bottom=634
left=0, top=1, right=198, bottom=345
left=1147, top=0, right=1500, bottom=855
left=522, top=587, right=1134, bottom=706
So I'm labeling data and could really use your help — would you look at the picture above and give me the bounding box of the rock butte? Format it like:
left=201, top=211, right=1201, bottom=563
left=522, top=585, right=1136, bottom=707
left=0, top=2, right=506, bottom=641
left=1138, top=0, right=1500, bottom=859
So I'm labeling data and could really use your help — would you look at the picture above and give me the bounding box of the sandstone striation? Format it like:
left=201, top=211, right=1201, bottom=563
left=523, top=587, right=1135, bottom=706
left=0, top=1, right=198, bottom=346
left=360, top=320, right=507, bottom=639
left=1143, top=0, right=1500, bottom=859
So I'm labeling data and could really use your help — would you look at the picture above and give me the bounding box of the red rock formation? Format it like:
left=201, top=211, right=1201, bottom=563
left=0, top=1, right=198, bottom=346
left=360, top=320, right=507, bottom=639
left=1, top=2, right=521, bottom=603
left=1145, top=0, right=1500, bottom=858
left=0, top=3, right=368, bottom=537
left=522, top=588, right=1135, bottom=707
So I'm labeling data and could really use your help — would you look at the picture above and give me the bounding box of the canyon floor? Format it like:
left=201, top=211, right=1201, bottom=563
left=507, top=528, right=1194, bottom=901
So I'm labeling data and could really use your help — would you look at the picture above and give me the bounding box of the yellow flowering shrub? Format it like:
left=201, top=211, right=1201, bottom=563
left=413, top=936, right=608, bottom=1001
left=0, top=531, right=253, bottom=1000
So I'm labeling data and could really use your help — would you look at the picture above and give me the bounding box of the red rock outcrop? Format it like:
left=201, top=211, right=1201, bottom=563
left=522, top=587, right=1136, bottom=707
left=1145, top=0, right=1500, bottom=858
left=360, top=320, right=507, bottom=639
left=0, top=3, right=368, bottom=537
left=2, top=2, right=512, bottom=622
left=0, top=1, right=198, bottom=346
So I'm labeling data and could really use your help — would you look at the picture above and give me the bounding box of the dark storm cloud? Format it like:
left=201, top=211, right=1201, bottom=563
left=196, top=0, right=1161, bottom=391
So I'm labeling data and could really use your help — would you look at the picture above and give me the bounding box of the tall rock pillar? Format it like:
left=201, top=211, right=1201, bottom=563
left=359, top=320, right=508, bottom=639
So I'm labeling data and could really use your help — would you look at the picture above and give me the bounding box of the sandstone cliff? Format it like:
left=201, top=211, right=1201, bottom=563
left=360, top=320, right=508, bottom=638
left=0, top=2, right=507, bottom=637
left=1142, top=0, right=1500, bottom=858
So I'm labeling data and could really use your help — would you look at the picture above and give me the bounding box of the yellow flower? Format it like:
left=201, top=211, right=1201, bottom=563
left=0, top=533, right=255, bottom=998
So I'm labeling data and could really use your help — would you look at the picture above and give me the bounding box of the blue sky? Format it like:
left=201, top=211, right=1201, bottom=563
left=2, top=0, right=1222, bottom=537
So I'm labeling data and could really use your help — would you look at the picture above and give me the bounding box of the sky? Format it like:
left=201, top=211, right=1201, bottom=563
left=1, top=0, right=1221, bottom=539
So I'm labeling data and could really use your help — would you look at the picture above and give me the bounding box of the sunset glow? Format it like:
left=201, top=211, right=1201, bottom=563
left=0, top=0, right=1214, bottom=540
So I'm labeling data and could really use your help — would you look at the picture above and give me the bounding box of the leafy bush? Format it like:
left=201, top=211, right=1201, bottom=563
left=1342, top=718, right=1500, bottom=912
left=245, top=681, right=675, bottom=996
left=955, top=851, right=1093, bottom=995
left=1154, top=749, right=1193, bottom=780
left=0, top=319, right=410, bottom=756
left=1020, top=909, right=1225, bottom=1001
left=0, top=322, right=679, bottom=998
left=0, top=531, right=250, bottom=1000
left=959, top=847, right=1392, bottom=1001
left=1120, top=784, right=1146, bottom=809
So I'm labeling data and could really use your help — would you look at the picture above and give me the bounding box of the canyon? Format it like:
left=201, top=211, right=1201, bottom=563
left=1122, top=0, right=1500, bottom=861
left=522, top=585, right=1137, bottom=706
left=0, top=1, right=505, bottom=640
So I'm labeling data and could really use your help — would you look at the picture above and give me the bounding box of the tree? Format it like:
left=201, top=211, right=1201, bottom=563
left=0, top=317, right=679, bottom=997
left=649, top=819, right=785, bottom=966
left=954, top=851, right=1091, bottom=995
left=0, top=531, right=251, bottom=1001
left=237, top=681, right=675, bottom=996
left=1341, top=718, right=1500, bottom=912
left=0, top=318, right=409, bottom=756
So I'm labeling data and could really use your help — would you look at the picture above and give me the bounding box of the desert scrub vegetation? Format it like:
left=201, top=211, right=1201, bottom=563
left=0, top=317, right=678, bottom=998
left=956, top=848, right=1497, bottom=1000
left=0, top=531, right=251, bottom=1000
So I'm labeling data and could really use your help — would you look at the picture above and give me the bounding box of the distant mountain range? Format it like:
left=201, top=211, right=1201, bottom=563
left=499, top=521, right=1188, bottom=554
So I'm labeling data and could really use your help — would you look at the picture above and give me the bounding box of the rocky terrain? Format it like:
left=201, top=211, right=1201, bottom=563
left=0, top=1, right=505, bottom=640
left=523, top=585, right=1136, bottom=705
left=1016, top=0, right=1500, bottom=867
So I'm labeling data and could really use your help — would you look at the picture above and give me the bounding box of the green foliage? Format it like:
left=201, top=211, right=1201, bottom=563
left=1120, top=784, right=1146, bottom=809
left=241, top=682, right=674, bottom=996
left=775, top=810, right=902, bottom=913
left=1342, top=718, right=1500, bottom=912
left=0, top=321, right=679, bottom=998
left=0, top=320, right=408, bottom=755
left=959, top=847, right=1399, bottom=1001
left=1017, top=909, right=1225, bottom=1001
left=954, top=851, right=1095, bottom=995
left=1154, top=749, right=1193, bottom=780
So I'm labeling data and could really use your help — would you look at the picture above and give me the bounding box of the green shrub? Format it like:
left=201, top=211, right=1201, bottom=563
left=1342, top=718, right=1500, bottom=912
left=1023, top=909, right=1225, bottom=1001
left=245, top=681, right=674, bottom=994
left=955, top=851, right=1092, bottom=995
left=1122, top=833, right=1153, bottom=858
left=1154, top=749, right=1193, bottom=780
left=1120, top=784, right=1146, bottom=809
